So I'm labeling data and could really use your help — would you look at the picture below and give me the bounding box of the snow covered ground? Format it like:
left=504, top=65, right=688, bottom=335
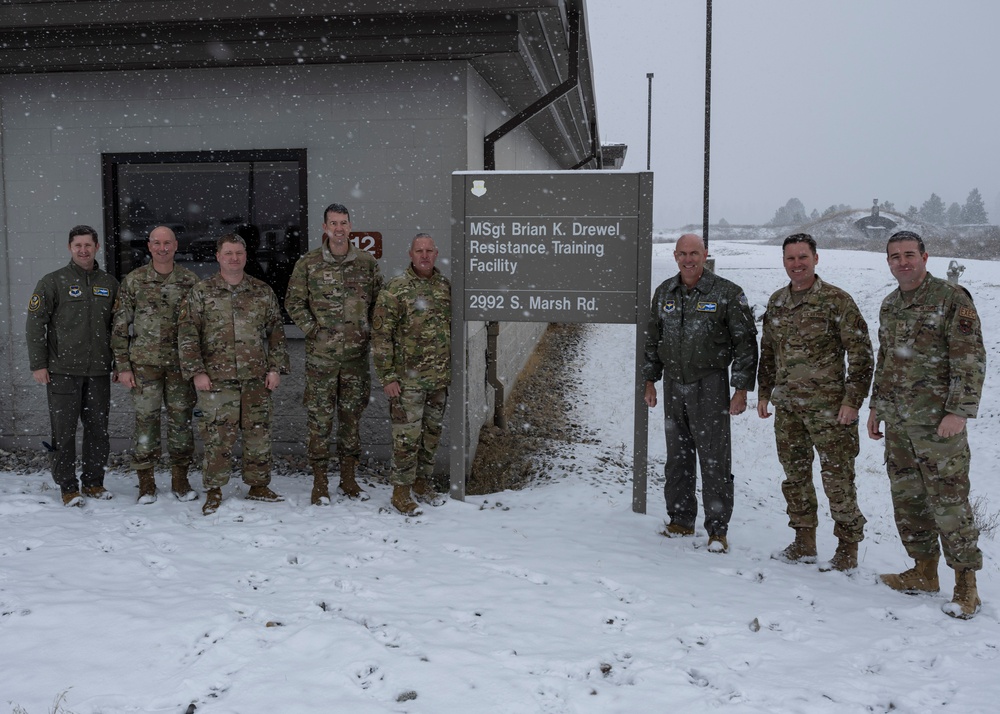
left=3, top=238, right=999, bottom=713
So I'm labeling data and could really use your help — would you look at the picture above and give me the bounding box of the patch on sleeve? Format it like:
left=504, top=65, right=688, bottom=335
left=28, top=293, right=41, bottom=312
left=372, top=312, right=384, bottom=331
left=958, top=319, right=974, bottom=335
left=738, top=293, right=749, bottom=307
left=959, top=305, right=978, bottom=321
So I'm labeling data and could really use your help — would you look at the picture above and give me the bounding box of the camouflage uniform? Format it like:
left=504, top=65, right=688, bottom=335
left=112, top=262, right=199, bottom=470
left=372, top=266, right=451, bottom=486
left=642, top=269, right=758, bottom=537
left=758, top=276, right=873, bottom=542
left=25, top=260, right=119, bottom=494
left=177, top=273, right=289, bottom=489
left=871, top=273, right=986, bottom=571
left=285, top=243, right=383, bottom=468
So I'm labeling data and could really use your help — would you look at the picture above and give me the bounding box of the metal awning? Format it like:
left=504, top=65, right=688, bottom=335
left=0, top=0, right=601, bottom=168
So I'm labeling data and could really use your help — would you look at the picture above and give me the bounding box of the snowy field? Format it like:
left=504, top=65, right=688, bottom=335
left=3, top=238, right=999, bottom=713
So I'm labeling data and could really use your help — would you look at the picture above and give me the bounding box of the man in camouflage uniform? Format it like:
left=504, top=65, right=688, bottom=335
left=757, top=234, right=873, bottom=571
left=178, top=233, right=290, bottom=515
left=112, top=226, right=199, bottom=503
left=285, top=203, right=384, bottom=505
left=643, top=233, right=758, bottom=553
left=26, top=225, right=119, bottom=506
left=372, top=233, right=451, bottom=516
left=868, top=231, right=986, bottom=619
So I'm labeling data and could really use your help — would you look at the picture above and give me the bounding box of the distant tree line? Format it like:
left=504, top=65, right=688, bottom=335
left=765, top=189, right=990, bottom=227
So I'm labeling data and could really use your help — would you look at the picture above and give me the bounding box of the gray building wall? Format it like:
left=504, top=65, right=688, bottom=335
left=0, top=60, right=559, bottom=470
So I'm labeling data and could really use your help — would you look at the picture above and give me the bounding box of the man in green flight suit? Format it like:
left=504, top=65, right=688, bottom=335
left=643, top=233, right=758, bottom=553
left=26, top=225, right=119, bottom=506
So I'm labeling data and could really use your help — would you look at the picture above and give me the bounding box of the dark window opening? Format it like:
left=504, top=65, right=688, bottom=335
left=102, top=149, right=308, bottom=319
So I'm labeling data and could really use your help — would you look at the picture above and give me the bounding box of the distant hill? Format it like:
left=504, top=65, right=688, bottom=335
left=664, top=211, right=1000, bottom=260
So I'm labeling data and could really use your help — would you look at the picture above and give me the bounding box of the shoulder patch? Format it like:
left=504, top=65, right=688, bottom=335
left=959, top=305, right=978, bottom=321
left=372, top=313, right=384, bottom=331
left=28, top=294, right=41, bottom=312
left=738, top=293, right=749, bottom=307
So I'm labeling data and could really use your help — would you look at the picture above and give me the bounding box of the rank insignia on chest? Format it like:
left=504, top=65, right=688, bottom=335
left=93, top=286, right=110, bottom=297
left=696, top=302, right=718, bottom=312
left=68, top=285, right=82, bottom=298
left=323, top=271, right=334, bottom=282
left=662, top=300, right=675, bottom=314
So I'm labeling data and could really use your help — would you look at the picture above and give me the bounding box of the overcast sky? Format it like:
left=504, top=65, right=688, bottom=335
left=586, top=0, right=1000, bottom=228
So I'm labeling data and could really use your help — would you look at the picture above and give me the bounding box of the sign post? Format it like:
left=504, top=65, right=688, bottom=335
left=450, top=171, right=654, bottom=512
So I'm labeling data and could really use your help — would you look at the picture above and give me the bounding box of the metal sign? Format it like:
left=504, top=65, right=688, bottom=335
left=450, top=171, right=655, bottom=513
left=455, top=172, right=645, bottom=324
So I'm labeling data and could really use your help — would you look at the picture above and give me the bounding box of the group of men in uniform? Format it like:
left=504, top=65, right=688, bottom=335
left=643, top=230, right=986, bottom=619
left=25, top=203, right=452, bottom=518
left=25, top=219, right=986, bottom=619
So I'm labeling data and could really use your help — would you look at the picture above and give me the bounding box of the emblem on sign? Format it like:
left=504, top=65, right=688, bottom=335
left=68, top=285, right=82, bottom=298
left=471, top=180, right=487, bottom=197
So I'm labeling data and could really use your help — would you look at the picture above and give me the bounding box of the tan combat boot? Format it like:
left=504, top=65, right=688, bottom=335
left=82, top=485, right=113, bottom=500
left=246, top=484, right=284, bottom=502
left=820, top=540, right=858, bottom=572
left=391, top=484, right=422, bottom=516
left=943, top=569, right=981, bottom=619
left=203, top=487, right=223, bottom=515
left=171, top=464, right=198, bottom=501
left=338, top=458, right=367, bottom=500
left=880, top=555, right=940, bottom=593
left=62, top=491, right=83, bottom=507
left=660, top=522, right=695, bottom=538
left=311, top=464, right=330, bottom=506
left=707, top=534, right=729, bottom=554
left=137, top=467, right=157, bottom=504
left=774, top=527, right=817, bottom=563
left=413, top=477, right=447, bottom=506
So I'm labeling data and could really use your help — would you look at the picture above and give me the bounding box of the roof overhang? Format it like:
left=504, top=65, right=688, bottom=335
left=0, top=0, right=601, bottom=168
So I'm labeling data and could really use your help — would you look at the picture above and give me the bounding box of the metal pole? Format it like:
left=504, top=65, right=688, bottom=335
left=646, top=73, right=654, bottom=171
left=703, top=0, right=712, bottom=251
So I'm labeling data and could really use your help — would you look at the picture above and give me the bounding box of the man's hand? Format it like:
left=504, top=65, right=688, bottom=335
left=265, top=371, right=281, bottom=391
left=383, top=381, right=401, bottom=398
left=118, top=370, right=136, bottom=389
left=643, top=381, right=657, bottom=408
left=729, top=389, right=748, bottom=416
left=193, top=373, right=212, bottom=391
left=32, top=368, right=50, bottom=385
left=866, top=410, right=883, bottom=440
left=837, top=405, right=859, bottom=425
left=938, top=413, right=967, bottom=438
left=756, top=397, right=771, bottom=419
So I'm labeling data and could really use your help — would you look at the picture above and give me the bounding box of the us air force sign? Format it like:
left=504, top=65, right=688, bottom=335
left=450, top=171, right=654, bottom=513
left=453, top=172, right=652, bottom=323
